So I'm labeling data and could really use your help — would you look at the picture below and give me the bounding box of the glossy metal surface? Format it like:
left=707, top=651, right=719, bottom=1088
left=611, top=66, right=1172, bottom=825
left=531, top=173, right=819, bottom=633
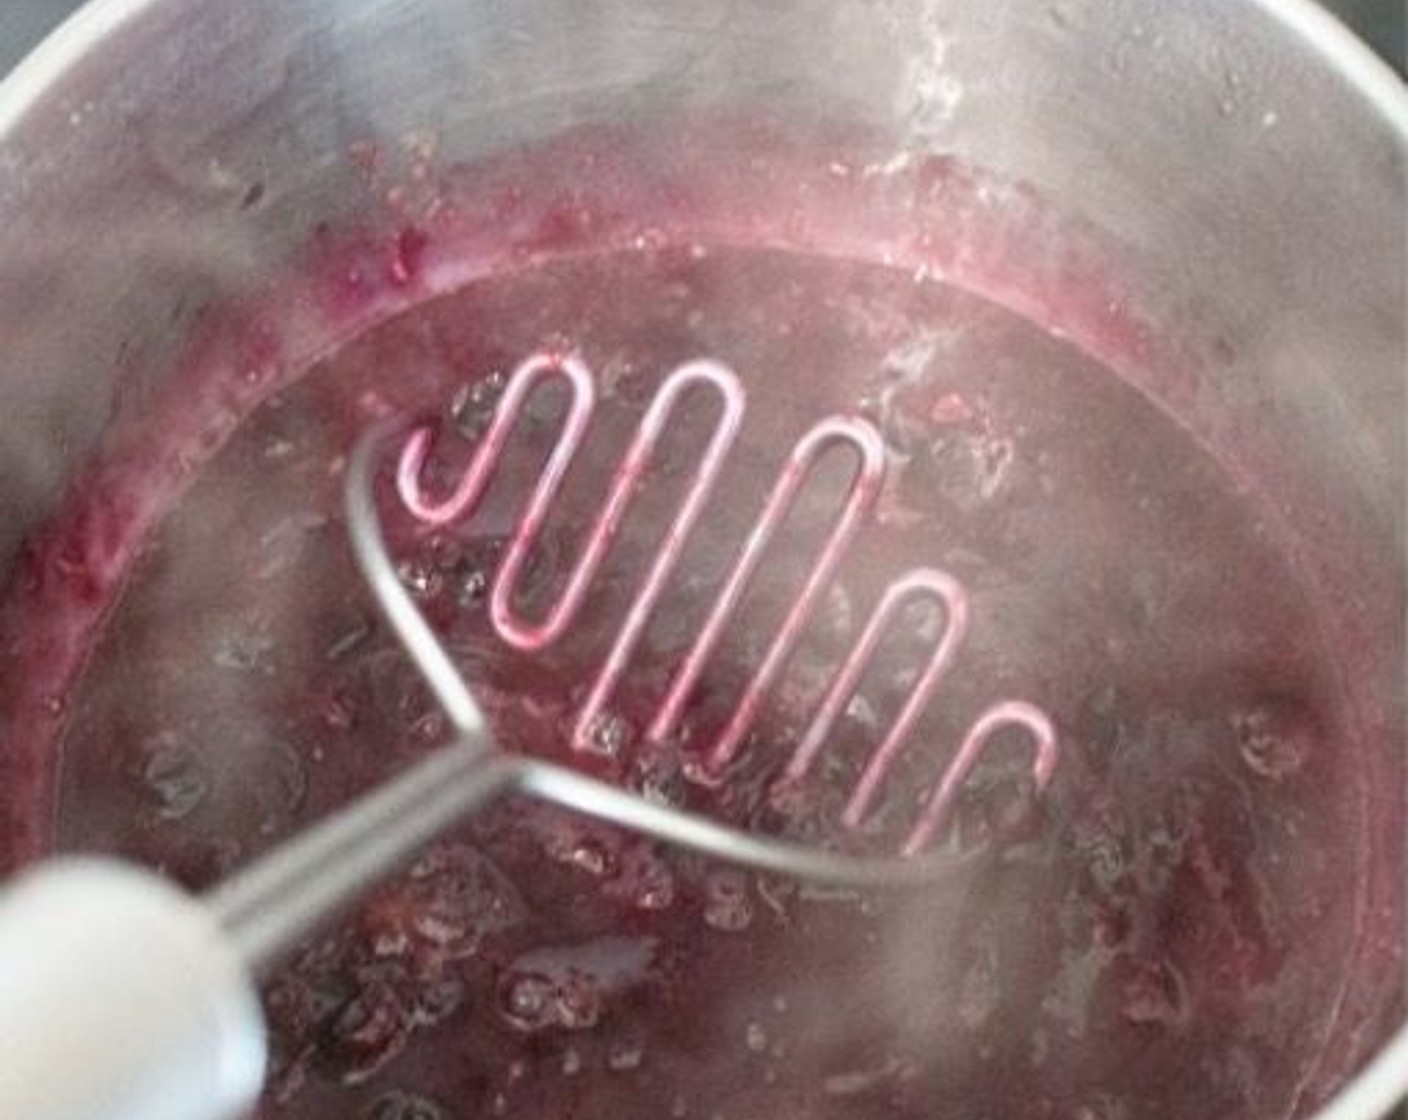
left=0, top=0, right=1401, bottom=1115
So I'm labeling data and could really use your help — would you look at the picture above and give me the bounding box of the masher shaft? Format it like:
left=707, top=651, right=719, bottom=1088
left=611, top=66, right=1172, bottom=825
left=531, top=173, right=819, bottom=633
left=205, top=740, right=516, bottom=974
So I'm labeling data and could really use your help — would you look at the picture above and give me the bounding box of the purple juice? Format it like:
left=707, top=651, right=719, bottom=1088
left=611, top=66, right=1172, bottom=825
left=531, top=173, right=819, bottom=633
left=0, top=119, right=1390, bottom=1120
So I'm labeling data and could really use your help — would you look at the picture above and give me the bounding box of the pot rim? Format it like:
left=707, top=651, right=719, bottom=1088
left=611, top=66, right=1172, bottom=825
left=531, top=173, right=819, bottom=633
left=0, top=0, right=1404, bottom=143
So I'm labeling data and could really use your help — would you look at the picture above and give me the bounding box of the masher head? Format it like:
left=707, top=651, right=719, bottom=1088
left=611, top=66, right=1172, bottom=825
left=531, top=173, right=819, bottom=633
left=345, top=350, right=1059, bottom=885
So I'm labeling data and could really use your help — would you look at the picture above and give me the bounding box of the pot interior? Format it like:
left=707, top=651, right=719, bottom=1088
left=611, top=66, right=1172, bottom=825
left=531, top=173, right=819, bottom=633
left=0, top=4, right=1402, bottom=1119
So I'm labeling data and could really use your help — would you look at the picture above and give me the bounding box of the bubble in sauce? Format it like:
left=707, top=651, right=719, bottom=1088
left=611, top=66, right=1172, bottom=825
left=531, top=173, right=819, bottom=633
left=564, top=839, right=611, bottom=877
left=395, top=557, right=441, bottom=600
left=499, top=972, right=558, bottom=1033
left=703, top=869, right=754, bottom=932
left=456, top=567, right=490, bottom=608
left=497, top=968, right=604, bottom=1034
left=138, top=739, right=210, bottom=821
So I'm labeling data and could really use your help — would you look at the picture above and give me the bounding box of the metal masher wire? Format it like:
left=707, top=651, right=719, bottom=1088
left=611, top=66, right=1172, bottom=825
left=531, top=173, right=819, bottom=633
left=208, top=352, right=1059, bottom=973
left=209, top=424, right=972, bottom=971
left=397, top=351, right=1058, bottom=851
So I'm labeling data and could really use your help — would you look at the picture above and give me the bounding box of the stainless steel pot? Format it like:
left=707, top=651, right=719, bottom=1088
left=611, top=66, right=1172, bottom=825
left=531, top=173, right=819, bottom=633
left=0, top=1, right=1402, bottom=1117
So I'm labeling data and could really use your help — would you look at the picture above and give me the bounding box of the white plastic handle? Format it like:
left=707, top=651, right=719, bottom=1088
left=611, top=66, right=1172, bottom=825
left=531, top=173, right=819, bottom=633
left=1305, top=1020, right=1408, bottom=1120
left=0, top=859, right=266, bottom=1120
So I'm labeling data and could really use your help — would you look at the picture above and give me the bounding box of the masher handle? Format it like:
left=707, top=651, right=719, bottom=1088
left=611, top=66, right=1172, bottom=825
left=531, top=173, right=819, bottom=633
left=0, top=860, right=265, bottom=1120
